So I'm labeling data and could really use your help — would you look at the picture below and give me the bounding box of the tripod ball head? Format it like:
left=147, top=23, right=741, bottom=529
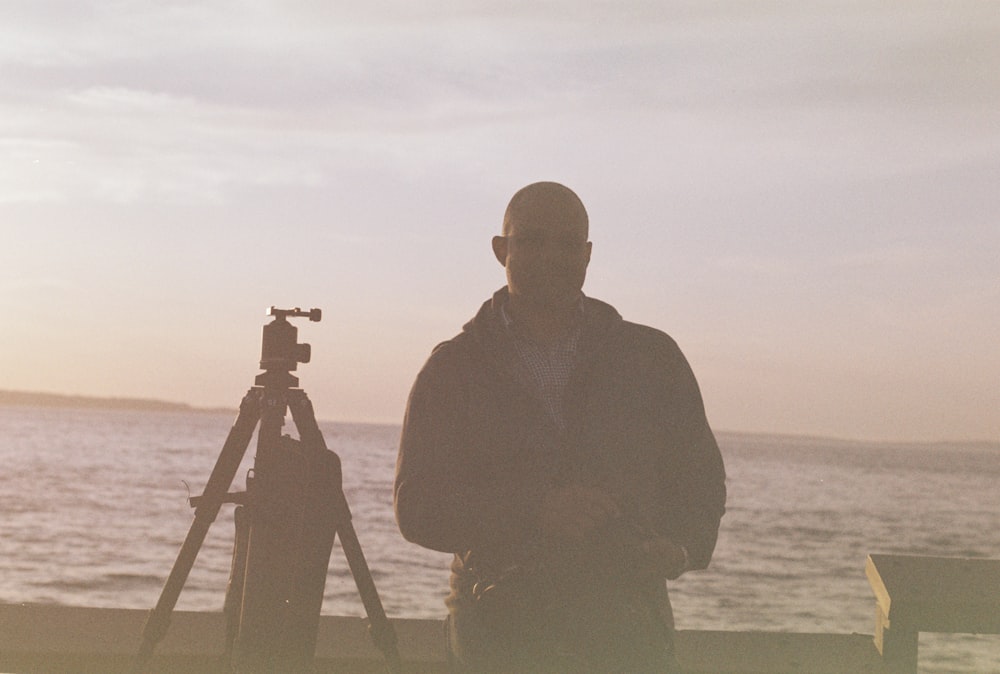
left=259, top=307, right=322, bottom=373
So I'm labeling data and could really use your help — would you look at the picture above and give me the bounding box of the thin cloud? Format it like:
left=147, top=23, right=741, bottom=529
left=3, top=1, right=999, bottom=440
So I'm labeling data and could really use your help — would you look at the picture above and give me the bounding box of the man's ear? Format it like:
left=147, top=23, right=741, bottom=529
left=491, top=235, right=508, bottom=266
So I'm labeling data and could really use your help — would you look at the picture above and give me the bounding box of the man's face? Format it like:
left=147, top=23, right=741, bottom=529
left=497, top=209, right=592, bottom=311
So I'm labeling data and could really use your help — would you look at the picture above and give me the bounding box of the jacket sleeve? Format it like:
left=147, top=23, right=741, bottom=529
left=655, top=336, right=727, bottom=572
left=393, top=343, right=547, bottom=555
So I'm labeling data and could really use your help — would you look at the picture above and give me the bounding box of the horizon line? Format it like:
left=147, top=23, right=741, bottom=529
left=2, top=388, right=997, bottom=448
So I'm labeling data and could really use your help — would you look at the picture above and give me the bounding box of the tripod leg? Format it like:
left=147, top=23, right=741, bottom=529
left=337, top=519, right=403, bottom=674
left=232, top=435, right=314, bottom=673
left=288, top=393, right=403, bottom=674
left=231, top=388, right=304, bottom=673
left=224, top=503, right=251, bottom=664
left=131, top=389, right=261, bottom=674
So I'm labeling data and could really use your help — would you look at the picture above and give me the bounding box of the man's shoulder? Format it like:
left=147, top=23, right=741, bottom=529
left=426, top=330, right=476, bottom=362
left=581, top=296, right=686, bottom=357
left=583, top=299, right=673, bottom=345
left=592, top=313, right=691, bottom=377
left=420, top=321, right=495, bottom=379
left=423, top=294, right=497, bottom=360
left=619, top=319, right=679, bottom=349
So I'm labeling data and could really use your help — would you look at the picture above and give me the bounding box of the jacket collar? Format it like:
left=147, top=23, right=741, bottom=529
left=463, top=287, right=623, bottom=362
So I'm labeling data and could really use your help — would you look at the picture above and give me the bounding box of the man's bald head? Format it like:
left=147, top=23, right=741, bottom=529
left=493, top=182, right=592, bottom=323
left=502, top=181, right=589, bottom=239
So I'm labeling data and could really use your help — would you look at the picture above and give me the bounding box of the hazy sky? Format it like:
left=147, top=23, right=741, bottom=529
left=3, top=1, right=998, bottom=442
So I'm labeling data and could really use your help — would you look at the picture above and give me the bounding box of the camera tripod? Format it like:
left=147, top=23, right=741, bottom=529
left=132, top=308, right=401, bottom=673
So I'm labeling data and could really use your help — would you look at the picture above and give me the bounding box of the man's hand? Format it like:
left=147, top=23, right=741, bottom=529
left=537, top=484, right=621, bottom=543
left=632, top=536, right=688, bottom=580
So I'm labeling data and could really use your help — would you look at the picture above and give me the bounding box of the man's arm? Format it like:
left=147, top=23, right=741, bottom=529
left=646, top=333, right=727, bottom=575
left=393, top=344, right=548, bottom=555
left=665, top=415, right=727, bottom=572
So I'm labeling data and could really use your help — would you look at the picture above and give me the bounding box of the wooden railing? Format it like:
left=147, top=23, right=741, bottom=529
left=1, top=554, right=996, bottom=673
left=0, top=605, right=883, bottom=674
left=866, top=554, right=1000, bottom=674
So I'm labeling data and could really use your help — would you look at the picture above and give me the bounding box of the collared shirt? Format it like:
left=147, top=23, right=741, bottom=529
left=499, top=296, right=584, bottom=431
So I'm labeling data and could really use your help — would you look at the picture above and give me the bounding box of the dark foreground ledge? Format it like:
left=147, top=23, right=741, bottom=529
left=5, top=555, right=999, bottom=673
left=0, top=603, right=882, bottom=674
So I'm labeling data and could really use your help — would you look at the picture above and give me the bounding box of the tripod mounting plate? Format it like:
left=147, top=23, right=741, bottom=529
left=259, top=307, right=322, bottom=376
left=267, top=306, right=321, bottom=322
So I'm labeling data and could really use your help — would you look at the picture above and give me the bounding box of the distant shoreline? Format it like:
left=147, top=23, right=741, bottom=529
left=0, top=390, right=233, bottom=415
left=1, top=389, right=996, bottom=449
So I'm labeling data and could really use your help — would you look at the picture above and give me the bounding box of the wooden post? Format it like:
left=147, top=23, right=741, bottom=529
left=866, top=554, right=1000, bottom=674
left=873, top=603, right=917, bottom=674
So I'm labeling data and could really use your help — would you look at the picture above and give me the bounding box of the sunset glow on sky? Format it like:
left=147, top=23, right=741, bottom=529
left=3, top=2, right=998, bottom=442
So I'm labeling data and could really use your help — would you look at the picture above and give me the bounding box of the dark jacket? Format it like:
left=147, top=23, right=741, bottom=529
left=394, top=288, right=726, bottom=669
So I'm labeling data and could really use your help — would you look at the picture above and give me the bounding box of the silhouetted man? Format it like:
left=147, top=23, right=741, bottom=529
left=395, top=182, right=726, bottom=673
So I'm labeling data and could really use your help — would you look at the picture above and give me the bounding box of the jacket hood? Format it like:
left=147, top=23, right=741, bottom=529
left=461, top=287, right=624, bottom=358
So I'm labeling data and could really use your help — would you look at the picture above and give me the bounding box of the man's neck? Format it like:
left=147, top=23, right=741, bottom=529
left=506, top=293, right=581, bottom=344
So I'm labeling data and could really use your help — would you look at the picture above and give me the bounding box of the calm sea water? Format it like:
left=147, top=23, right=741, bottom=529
left=2, top=403, right=999, bottom=672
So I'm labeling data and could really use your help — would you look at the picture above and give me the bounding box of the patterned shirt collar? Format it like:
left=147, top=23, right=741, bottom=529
left=497, top=294, right=586, bottom=431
